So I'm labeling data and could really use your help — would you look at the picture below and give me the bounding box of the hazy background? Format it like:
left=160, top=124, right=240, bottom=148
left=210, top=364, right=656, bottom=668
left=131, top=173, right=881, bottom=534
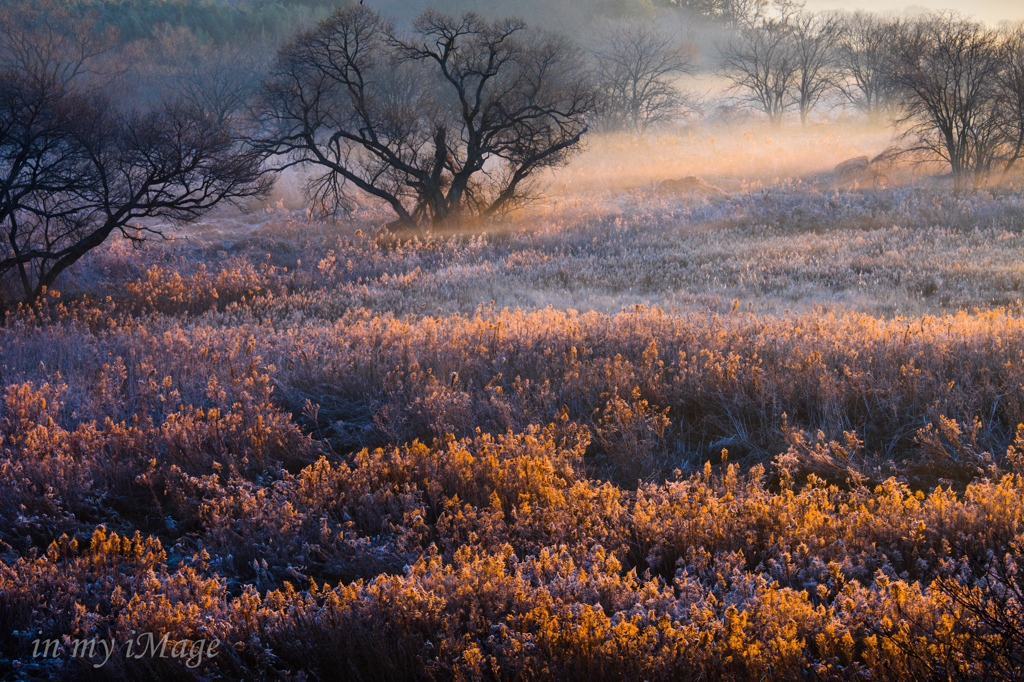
left=807, top=0, right=1023, bottom=25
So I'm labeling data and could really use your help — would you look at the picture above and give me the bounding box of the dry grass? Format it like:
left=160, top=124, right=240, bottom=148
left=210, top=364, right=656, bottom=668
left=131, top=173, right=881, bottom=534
left=4, top=126, right=1024, bottom=680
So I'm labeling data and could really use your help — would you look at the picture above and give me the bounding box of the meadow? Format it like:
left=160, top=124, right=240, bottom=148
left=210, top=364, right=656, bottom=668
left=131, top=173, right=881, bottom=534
left=3, top=125, right=1024, bottom=680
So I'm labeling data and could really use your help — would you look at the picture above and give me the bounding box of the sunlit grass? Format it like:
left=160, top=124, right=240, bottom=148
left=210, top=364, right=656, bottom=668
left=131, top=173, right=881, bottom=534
left=4, top=129, right=1024, bottom=679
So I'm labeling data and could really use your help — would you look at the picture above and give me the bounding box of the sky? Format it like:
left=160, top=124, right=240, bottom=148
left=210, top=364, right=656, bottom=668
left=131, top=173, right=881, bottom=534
left=805, top=0, right=1024, bottom=25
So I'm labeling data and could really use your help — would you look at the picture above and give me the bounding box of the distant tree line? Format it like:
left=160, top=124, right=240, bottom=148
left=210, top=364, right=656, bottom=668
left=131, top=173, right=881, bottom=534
left=13, top=0, right=340, bottom=46
left=719, top=3, right=1024, bottom=189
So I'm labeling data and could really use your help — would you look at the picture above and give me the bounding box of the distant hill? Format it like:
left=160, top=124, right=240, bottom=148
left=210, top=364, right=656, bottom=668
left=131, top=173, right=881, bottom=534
left=43, top=0, right=352, bottom=44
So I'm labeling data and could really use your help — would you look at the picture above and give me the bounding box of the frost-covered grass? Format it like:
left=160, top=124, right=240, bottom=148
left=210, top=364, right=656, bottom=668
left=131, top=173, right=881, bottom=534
left=4, top=128, right=1024, bottom=680
left=73, top=176, right=1024, bottom=320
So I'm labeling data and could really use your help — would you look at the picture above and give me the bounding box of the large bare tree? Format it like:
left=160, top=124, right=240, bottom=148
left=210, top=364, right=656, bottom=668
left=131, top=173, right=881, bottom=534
left=257, top=7, right=596, bottom=228
left=592, top=21, right=696, bottom=132
left=894, top=14, right=1005, bottom=190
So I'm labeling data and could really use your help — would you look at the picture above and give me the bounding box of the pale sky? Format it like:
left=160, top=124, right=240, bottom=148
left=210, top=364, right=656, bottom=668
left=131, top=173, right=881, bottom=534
left=805, top=0, right=1024, bottom=25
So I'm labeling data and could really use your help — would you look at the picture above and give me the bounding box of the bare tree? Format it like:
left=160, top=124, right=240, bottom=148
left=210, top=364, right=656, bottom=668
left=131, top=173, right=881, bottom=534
left=0, top=74, right=87, bottom=304
left=998, top=25, right=1024, bottom=176
left=894, top=14, right=1005, bottom=190
left=719, top=16, right=797, bottom=127
left=0, top=8, right=269, bottom=307
left=257, top=7, right=595, bottom=228
left=836, top=12, right=907, bottom=123
left=258, top=8, right=425, bottom=226
left=592, top=22, right=696, bottom=132
left=790, top=11, right=842, bottom=127
left=0, top=0, right=117, bottom=88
